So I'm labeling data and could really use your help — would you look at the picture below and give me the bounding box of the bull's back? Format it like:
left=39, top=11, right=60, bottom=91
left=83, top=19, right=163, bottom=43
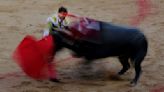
left=74, top=22, right=148, bottom=59
left=100, top=22, right=145, bottom=46
left=87, top=22, right=148, bottom=57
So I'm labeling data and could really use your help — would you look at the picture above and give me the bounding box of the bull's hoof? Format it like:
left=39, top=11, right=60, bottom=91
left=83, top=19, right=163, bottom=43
left=118, top=71, right=124, bottom=75
left=118, top=67, right=130, bottom=75
left=84, top=61, right=92, bottom=65
left=130, top=80, right=137, bottom=87
left=49, top=78, right=61, bottom=83
left=117, top=69, right=127, bottom=75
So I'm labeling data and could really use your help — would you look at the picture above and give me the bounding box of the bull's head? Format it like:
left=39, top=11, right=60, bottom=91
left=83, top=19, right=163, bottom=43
left=50, top=31, right=76, bottom=52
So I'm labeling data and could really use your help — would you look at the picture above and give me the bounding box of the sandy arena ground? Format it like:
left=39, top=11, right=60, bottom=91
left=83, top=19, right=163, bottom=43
left=0, top=0, right=164, bottom=92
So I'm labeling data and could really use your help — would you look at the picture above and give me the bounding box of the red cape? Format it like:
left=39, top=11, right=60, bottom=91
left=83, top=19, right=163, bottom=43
left=13, top=35, right=55, bottom=79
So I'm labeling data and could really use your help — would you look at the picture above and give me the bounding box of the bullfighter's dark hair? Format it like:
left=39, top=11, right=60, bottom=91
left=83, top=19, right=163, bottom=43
left=58, top=6, right=68, bottom=13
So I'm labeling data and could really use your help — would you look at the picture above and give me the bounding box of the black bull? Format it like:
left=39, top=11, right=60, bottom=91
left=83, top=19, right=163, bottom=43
left=51, top=22, right=148, bottom=85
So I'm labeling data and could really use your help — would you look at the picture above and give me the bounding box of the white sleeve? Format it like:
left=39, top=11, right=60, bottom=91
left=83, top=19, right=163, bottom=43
left=46, top=17, right=52, bottom=23
left=42, top=29, right=49, bottom=37
left=47, top=16, right=58, bottom=27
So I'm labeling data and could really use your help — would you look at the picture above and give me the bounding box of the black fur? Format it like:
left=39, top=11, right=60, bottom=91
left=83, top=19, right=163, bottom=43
left=51, top=22, right=148, bottom=85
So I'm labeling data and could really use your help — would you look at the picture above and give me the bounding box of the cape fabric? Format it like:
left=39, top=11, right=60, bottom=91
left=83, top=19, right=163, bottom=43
left=13, top=35, right=56, bottom=79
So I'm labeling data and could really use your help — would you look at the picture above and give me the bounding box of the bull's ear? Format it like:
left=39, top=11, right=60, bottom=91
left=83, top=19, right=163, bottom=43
left=50, top=31, right=63, bottom=43
left=57, top=30, right=73, bottom=40
left=57, top=30, right=66, bottom=36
